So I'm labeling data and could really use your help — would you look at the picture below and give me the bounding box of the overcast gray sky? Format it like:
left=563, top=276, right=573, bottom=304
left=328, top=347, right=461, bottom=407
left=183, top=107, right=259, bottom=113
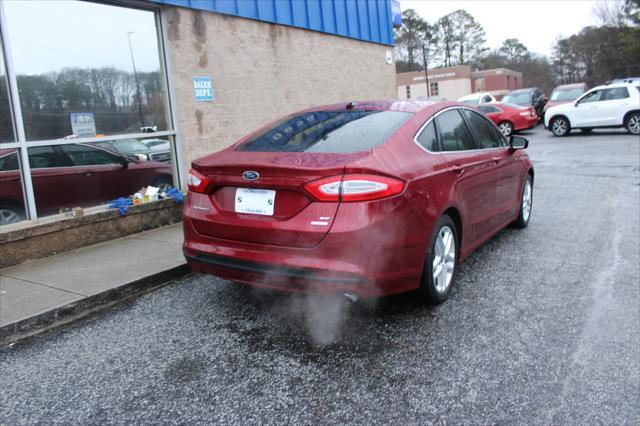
left=400, top=0, right=602, bottom=56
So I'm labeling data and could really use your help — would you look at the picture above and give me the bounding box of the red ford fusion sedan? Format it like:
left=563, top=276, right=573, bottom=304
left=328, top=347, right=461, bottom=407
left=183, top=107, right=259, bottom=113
left=477, top=103, right=538, bottom=137
left=183, top=100, right=534, bottom=304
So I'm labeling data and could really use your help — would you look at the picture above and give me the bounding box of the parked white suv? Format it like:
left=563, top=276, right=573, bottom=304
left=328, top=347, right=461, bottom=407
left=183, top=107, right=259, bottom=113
left=544, top=83, right=640, bottom=136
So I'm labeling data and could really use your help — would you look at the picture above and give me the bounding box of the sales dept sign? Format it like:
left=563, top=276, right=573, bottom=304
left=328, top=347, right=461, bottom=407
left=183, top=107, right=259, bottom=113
left=193, top=76, right=214, bottom=101
left=69, top=112, right=96, bottom=138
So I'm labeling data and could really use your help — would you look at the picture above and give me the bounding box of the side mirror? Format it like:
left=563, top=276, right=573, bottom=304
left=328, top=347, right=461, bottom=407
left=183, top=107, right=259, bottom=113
left=118, top=157, right=130, bottom=169
left=509, top=135, right=528, bottom=151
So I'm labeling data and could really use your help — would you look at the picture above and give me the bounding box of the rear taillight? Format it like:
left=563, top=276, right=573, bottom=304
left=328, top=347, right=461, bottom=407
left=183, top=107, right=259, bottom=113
left=187, top=169, right=209, bottom=193
left=304, top=174, right=405, bottom=202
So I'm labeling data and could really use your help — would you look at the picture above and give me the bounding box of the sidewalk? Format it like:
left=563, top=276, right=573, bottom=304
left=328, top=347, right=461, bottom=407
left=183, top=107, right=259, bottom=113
left=0, top=223, right=188, bottom=344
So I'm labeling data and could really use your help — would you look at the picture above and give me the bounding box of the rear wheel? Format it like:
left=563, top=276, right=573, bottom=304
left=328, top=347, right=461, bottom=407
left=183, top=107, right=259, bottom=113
left=419, top=215, right=458, bottom=305
left=551, top=117, right=570, bottom=137
left=626, top=112, right=640, bottom=135
left=498, top=121, right=514, bottom=137
left=512, top=175, right=533, bottom=229
left=0, top=204, right=25, bottom=226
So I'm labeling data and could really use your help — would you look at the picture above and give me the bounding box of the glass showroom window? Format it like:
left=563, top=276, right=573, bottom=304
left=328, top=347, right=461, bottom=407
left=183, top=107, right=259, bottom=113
left=0, top=39, right=14, bottom=142
left=2, top=0, right=177, bottom=222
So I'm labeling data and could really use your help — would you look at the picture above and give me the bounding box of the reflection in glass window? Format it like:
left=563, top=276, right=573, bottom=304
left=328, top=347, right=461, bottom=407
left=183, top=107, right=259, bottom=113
left=435, top=110, right=476, bottom=152
left=416, top=122, right=439, bottom=152
left=463, top=110, right=504, bottom=149
left=27, top=143, right=174, bottom=217
left=237, top=110, right=412, bottom=153
left=0, top=42, right=15, bottom=142
left=0, top=148, right=27, bottom=226
left=4, top=0, right=169, bottom=141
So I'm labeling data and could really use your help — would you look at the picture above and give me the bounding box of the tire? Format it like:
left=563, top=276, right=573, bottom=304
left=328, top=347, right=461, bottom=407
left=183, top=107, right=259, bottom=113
left=581, top=128, right=593, bottom=134
left=419, top=215, right=458, bottom=305
left=498, top=121, right=514, bottom=137
left=512, top=175, right=533, bottom=229
left=551, top=117, right=570, bottom=137
left=625, top=112, right=640, bottom=135
left=0, top=204, right=25, bottom=226
left=152, top=176, right=174, bottom=193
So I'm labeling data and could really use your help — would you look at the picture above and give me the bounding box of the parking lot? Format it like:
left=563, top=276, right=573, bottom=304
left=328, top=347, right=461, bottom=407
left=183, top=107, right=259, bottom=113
left=1, top=125, right=639, bottom=424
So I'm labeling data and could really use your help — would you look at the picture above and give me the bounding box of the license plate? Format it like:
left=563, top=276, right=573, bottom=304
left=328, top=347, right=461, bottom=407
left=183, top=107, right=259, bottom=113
left=234, top=188, right=276, bottom=216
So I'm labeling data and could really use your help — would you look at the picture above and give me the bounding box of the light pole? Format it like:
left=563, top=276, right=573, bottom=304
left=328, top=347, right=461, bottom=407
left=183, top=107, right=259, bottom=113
left=127, top=31, right=145, bottom=128
left=422, top=43, right=430, bottom=98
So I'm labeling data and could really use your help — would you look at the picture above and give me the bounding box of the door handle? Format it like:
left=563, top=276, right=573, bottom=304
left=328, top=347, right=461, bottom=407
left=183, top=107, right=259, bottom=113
left=492, top=157, right=502, bottom=165
left=452, top=165, right=466, bottom=177
left=85, top=172, right=93, bottom=176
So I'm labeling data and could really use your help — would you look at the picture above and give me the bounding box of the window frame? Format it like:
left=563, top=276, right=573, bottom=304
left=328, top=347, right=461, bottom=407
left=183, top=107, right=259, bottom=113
left=0, top=0, right=182, bottom=225
left=461, top=109, right=507, bottom=149
left=413, top=106, right=508, bottom=154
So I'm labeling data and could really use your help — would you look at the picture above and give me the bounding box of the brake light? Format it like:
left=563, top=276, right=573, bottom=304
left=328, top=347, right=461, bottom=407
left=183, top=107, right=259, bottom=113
left=187, top=169, right=209, bottom=193
left=304, top=174, right=405, bottom=202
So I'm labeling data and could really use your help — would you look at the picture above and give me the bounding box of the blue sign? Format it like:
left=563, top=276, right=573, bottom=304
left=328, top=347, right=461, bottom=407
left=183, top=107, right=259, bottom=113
left=69, top=112, right=96, bottom=138
left=391, top=0, right=402, bottom=28
left=193, top=76, right=214, bottom=101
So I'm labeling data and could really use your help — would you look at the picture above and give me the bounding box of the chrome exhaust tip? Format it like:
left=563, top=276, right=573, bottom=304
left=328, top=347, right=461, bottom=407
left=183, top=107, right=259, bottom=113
left=342, top=292, right=359, bottom=304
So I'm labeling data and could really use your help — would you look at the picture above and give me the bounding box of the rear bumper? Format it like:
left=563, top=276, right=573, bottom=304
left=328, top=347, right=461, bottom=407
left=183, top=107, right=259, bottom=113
left=182, top=200, right=427, bottom=298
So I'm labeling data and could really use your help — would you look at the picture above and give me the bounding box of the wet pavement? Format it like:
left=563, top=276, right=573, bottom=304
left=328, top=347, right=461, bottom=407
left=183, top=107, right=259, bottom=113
left=1, top=126, right=639, bottom=424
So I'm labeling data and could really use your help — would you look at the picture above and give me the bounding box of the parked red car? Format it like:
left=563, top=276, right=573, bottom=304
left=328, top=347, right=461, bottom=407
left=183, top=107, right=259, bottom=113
left=0, top=144, right=173, bottom=224
left=183, top=101, right=534, bottom=304
left=477, top=103, right=538, bottom=137
left=543, top=82, right=588, bottom=117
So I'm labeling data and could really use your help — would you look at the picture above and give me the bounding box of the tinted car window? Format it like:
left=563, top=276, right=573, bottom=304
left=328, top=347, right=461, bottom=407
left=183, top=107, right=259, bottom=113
left=502, top=92, right=532, bottom=105
left=0, top=152, right=19, bottom=171
left=463, top=110, right=504, bottom=148
left=435, top=110, right=476, bottom=152
left=236, top=110, right=412, bottom=153
left=579, top=90, right=603, bottom=103
left=27, top=146, right=69, bottom=169
left=62, top=144, right=120, bottom=166
left=416, top=121, right=439, bottom=152
left=479, top=105, right=500, bottom=114
left=482, top=95, right=492, bottom=103
left=603, top=87, right=629, bottom=100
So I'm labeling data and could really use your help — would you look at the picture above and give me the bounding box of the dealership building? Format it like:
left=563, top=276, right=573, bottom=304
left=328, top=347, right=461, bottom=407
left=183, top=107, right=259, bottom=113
left=0, top=0, right=399, bottom=227
left=396, top=65, right=523, bottom=101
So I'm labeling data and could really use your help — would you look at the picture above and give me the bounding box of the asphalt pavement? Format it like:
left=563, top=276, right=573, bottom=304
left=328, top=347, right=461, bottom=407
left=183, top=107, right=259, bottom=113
left=1, top=125, right=639, bottom=424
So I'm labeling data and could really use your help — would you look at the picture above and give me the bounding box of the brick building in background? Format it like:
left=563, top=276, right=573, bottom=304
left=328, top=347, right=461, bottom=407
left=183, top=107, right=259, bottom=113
left=397, top=66, right=523, bottom=101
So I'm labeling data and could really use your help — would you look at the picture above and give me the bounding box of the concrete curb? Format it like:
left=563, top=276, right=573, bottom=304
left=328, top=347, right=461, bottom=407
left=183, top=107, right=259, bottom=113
left=0, top=264, right=192, bottom=347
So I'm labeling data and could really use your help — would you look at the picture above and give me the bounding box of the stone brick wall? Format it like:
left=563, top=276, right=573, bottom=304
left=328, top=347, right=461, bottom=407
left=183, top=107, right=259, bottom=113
left=162, top=7, right=397, bottom=176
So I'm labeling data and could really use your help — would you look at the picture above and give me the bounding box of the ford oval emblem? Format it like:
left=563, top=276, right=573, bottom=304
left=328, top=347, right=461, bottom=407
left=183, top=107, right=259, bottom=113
left=242, top=171, right=260, bottom=181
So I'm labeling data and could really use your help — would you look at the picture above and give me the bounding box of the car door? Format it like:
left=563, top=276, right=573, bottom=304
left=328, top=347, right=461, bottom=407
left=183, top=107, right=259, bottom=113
left=433, top=108, right=498, bottom=246
left=462, top=109, right=520, bottom=229
left=27, top=146, right=79, bottom=216
left=573, top=89, right=605, bottom=127
left=59, top=144, right=132, bottom=206
left=598, top=87, right=632, bottom=125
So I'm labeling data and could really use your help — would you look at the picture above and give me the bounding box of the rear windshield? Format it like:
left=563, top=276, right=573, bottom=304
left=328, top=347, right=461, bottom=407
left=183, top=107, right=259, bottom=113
left=550, top=88, right=585, bottom=101
left=502, top=93, right=531, bottom=105
left=236, top=110, right=413, bottom=153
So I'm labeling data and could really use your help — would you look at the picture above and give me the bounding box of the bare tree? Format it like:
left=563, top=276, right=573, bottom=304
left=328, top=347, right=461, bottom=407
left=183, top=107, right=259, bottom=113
left=592, top=0, right=627, bottom=26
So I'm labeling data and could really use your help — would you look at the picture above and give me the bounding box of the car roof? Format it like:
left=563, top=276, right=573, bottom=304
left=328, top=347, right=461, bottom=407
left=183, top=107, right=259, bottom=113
left=553, top=83, right=587, bottom=90
left=458, top=92, right=491, bottom=100
left=506, top=88, right=537, bottom=94
left=592, top=82, right=639, bottom=91
left=297, top=99, right=460, bottom=115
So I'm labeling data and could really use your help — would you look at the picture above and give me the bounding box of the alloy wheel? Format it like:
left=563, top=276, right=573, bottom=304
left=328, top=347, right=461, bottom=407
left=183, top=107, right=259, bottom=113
left=522, top=179, right=532, bottom=222
left=432, top=226, right=455, bottom=293
left=628, top=114, right=640, bottom=135
left=552, top=118, right=568, bottom=136
left=0, top=208, right=21, bottom=226
left=499, top=122, right=513, bottom=137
